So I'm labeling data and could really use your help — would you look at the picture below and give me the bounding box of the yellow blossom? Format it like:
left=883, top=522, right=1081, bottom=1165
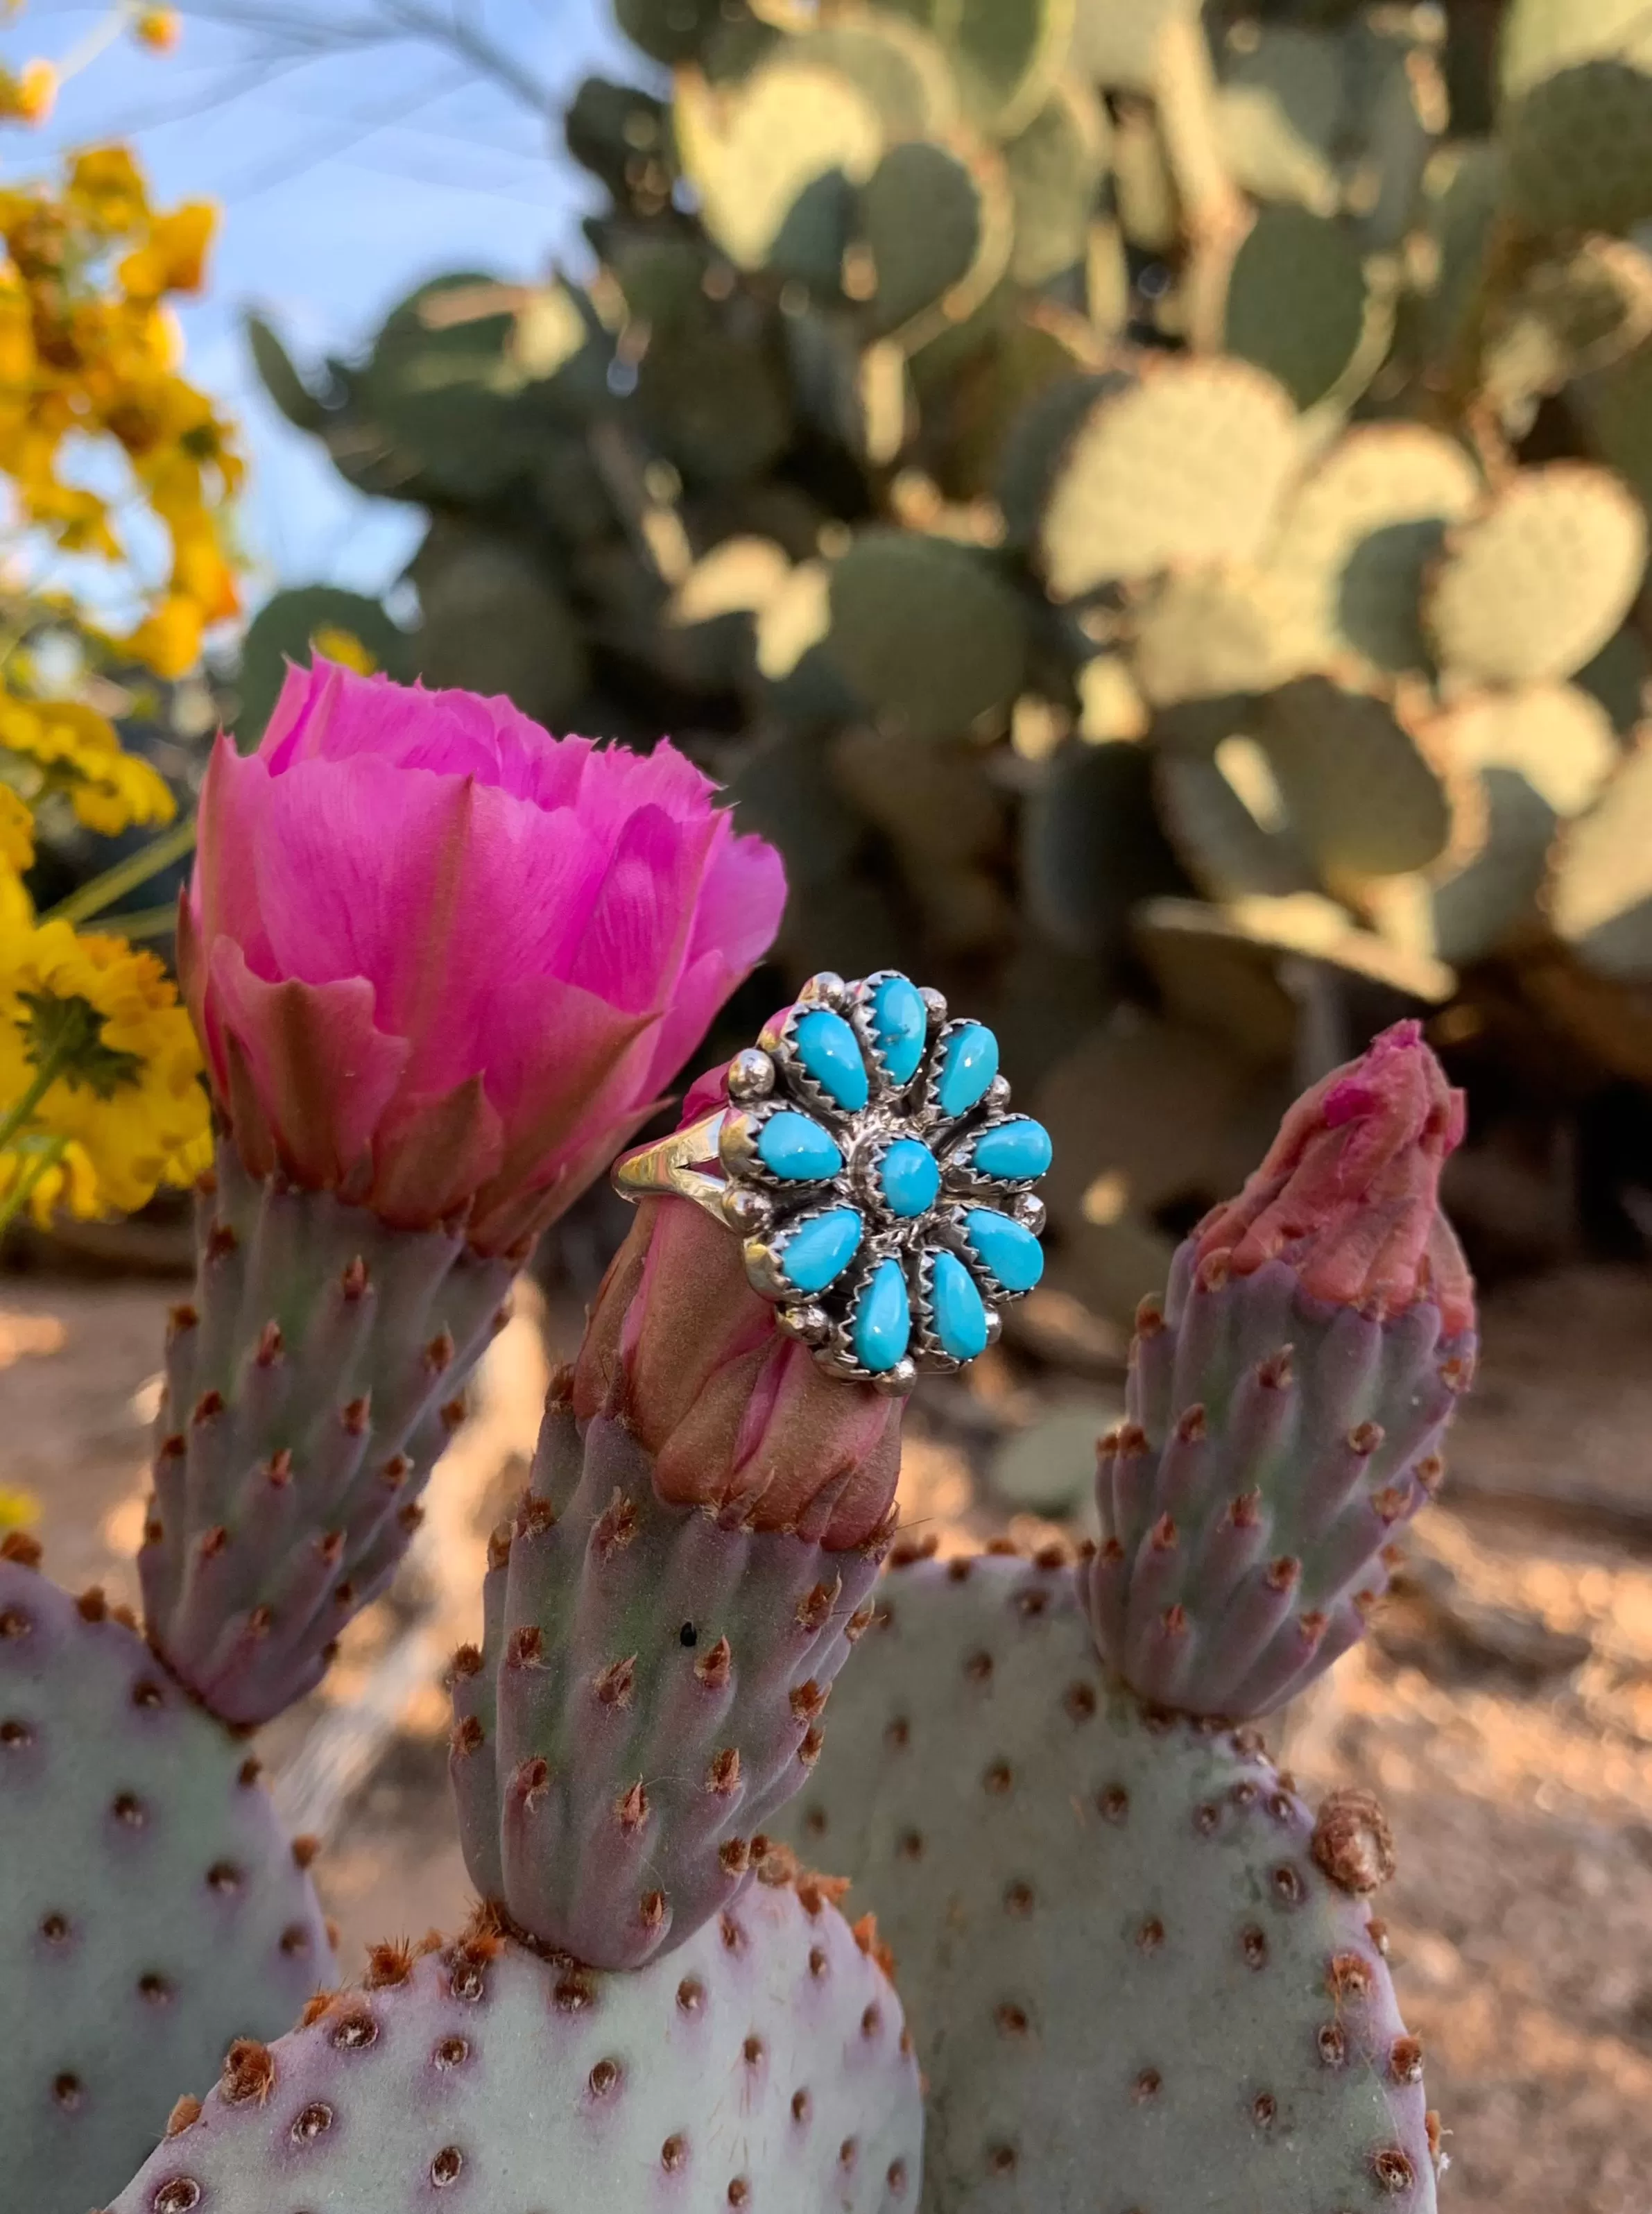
left=0, top=61, right=55, bottom=128
left=0, top=1135, right=98, bottom=1225
left=0, top=918, right=208, bottom=1217
left=0, top=696, right=177, bottom=836
left=121, top=594, right=203, bottom=680
left=65, top=146, right=148, bottom=233
left=117, top=202, right=214, bottom=299
left=133, top=9, right=182, bottom=53
left=0, top=1486, right=40, bottom=1532
left=0, top=785, right=32, bottom=872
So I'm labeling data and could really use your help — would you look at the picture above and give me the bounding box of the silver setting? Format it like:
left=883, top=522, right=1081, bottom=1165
left=612, top=969, right=1051, bottom=1387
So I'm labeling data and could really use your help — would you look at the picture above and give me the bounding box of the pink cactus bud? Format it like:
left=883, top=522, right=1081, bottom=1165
left=1191, top=1021, right=1474, bottom=1337
left=573, top=1190, right=902, bottom=1552
left=178, top=660, right=785, bottom=1253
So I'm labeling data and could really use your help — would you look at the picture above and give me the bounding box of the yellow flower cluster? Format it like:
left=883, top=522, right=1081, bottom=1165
left=0, top=916, right=208, bottom=1228
left=0, top=143, right=241, bottom=676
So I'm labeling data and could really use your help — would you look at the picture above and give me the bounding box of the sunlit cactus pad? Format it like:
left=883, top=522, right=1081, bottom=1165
left=114, top=1871, right=922, bottom=2214
left=774, top=1553, right=1437, bottom=2214
left=0, top=1554, right=332, bottom=2214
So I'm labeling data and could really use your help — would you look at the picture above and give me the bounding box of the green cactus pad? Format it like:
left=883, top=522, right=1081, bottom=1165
left=1213, top=22, right=1343, bottom=214
left=1109, top=101, right=1180, bottom=253
left=1135, top=894, right=1457, bottom=1007
left=1020, top=739, right=1183, bottom=966
left=450, top=1407, right=890, bottom=1971
left=1436, top=681, right=1618, bottom=817
left=1039, top=361, right=1300, bottom=599
left=773, top=1554, right=1438, bottom=2214
left=784, top=14, right=962, bottom=137
left=244, top=312, right=329, bottom=433
left=139, top=1142, right=515, bottom=1729
left=1004, top=80, right=1109, bottom=286
left=823, top=528, right=1027, bottom=741
left=615, top=0, right=725, bottom=65
left=873, top=0, right=1073, bottom=137
left=1430, top=769, right=1559, bottom=968
left=1131, top=565, right=1313, bottom=708
left=1505, top=58, right=1652, bottom=235
left=1153, top=723, right=1320, bottom=902
left=1090, top=1239, right=1474, bottom=1715
left=356, top=275, right=605, bottom=502
left=1422, top=463, right=1649, bottom=685
left=675, top=57, right=884, bottom=272
left=413, top=524, right=590, bottom=730
left=1070, top=0, right=1200, bottom=92
left=1264, top=424, right=1481, bottom=676
left=0, top=1556, right=332, bottom=2214
left=918, top=304, right=1102, bottom=500
left=1220, top=206, right=1388, bottom=413
left=1259, top=676, right=1455, bottom=882
left=114, top=1880, right=922, bottom=2214
left=1545, top=738, right=1652, bottom=979
left=232, top=587, right=413, bottom=744
left=857, top=139, right=1007, bottom=339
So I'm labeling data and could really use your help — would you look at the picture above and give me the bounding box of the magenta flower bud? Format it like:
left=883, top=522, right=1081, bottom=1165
left=1190, top=1018, right=1474, bottom=1337
left=574, top=1190, right=903, bottom=1552
left=179, top=659, right=786, bottom=1252
left=1087, top=1022, right=1477, bottom=1720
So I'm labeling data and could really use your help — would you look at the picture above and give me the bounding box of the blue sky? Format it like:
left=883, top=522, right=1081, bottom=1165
left=6, top=1, right=647, bottom=604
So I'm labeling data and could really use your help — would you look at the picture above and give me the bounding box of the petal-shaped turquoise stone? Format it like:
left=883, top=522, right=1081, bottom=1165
left=757, top=1110, right=843, bottom=1181
left=965, top=1207, right=1044, bottom=1294
left=852, top=1257, right=910, bottom=1373
left=871, top=974, right=927, bottom=1087
left=794, top=1008, right=870, bottom=1112
left=929, top=1248, right=988, bottom=1362
left=879, top=1137, right=940, bottom=1219
left=778, top=1207, right=863, bottom=1294
left=970, top=1117, right=1053, bottom=1183
left=936, top=1022, right=999, bottom=1119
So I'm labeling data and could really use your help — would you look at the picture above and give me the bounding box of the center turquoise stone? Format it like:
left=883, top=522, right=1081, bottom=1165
left=878, top=1136, right=940, bottom=1219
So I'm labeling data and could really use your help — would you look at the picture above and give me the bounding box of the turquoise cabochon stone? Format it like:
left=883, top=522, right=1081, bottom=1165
left=793, top=1009, right=870, bottom=1112
left=935, top=1022, right=999, bottom=1119
left=967, top=1116, right=1053, bottom=1183
left=879, top=1137, right=941, bottom=1219
left=870, top=975, right=927, bottom=1087
left=964, top=1207, right=1044, bottom=1293
left=852, top=1257, right=911, bottom=1372
left=777, top=1207, right=863, bottom=1294
left=929, top=1248, right=988, bottom=1361
left=757, top=1110, right=844, bottom=1181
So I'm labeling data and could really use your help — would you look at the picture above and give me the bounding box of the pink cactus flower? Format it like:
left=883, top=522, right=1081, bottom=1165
left=574, top=1179, right=903, bottom=1552
left=178, top=660, right=785, bottom=1252
left=1191, top=1019, right=1474, bottom=1335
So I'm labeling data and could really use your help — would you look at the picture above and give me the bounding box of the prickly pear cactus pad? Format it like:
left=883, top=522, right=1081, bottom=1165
left=0, top=1552, right=332, bottom=2214
left=114, top=1876, right=922, bottom=2214
left=773, top=1554, right=1437, bottom=2214
left=139, top=1142, right=515, bottom=1727
left=451, top=1400, right=891, bottom=1971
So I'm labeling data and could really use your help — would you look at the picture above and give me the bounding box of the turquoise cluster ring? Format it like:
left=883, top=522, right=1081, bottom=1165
left=612, top=970, right=1051, bottom=1393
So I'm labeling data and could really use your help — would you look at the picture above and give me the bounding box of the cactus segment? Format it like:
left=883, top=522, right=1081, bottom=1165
left=774, top=1555, right=1437, bottom=2214
left=1424, top=463, right=1649, bottom=685
left=1003, top=80, right=1109, bottom=286
left=139, top=1141, right=515, bottom=1728
left=822, top=529, right=1028, bottom=741
left=0, top=1559, right=332, bottom=2214
left=114, top=1881, right=922, bottom=2214
left=1257, top=676, right=1455, bottom=884
left=1087, top=1241, right=1473, bottom=1719
left=1219, top=204, right=1388, bottom=412
left=1545, top=737, right=1652, bottom=981
left=1038, top=360, right=1300, bottom=599
left=450, top=1406, right=889, bottom=1970
left=1264, top=423, right=1482, bottom=676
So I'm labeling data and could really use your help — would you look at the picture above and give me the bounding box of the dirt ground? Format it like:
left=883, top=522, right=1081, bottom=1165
left=6, top=1261, right=1652, bottom=2214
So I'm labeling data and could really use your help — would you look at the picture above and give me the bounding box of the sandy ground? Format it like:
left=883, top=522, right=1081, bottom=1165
left=6, top=1263, right=1652, bottom=2214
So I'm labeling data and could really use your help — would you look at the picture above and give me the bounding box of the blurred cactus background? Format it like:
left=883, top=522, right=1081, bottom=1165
left=243, top=0, right=1652, bottom=1341
left=7, top=6, right=1652, bottom=2210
